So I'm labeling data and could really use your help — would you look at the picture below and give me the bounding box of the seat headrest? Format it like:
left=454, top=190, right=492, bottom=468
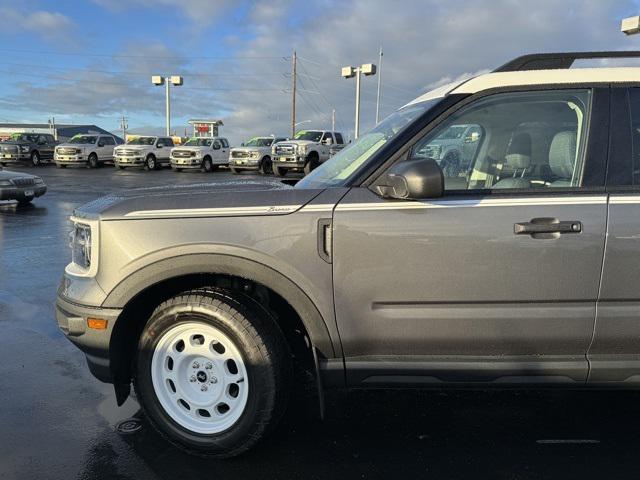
left=504, top=153, right=531, bottom=169
left=549, top=131, right=577, bottom=179
left=504, top=132, right=532, bottom=169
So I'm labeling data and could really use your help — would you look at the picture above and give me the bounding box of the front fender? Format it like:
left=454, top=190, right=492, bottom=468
left=102, top=252, right=336, bottom=358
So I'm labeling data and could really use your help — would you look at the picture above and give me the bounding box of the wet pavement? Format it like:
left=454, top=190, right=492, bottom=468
left=2, top=165, right=640, bottom=479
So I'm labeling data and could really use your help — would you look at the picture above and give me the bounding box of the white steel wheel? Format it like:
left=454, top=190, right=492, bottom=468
left=151, top=322, right=249, bottom=434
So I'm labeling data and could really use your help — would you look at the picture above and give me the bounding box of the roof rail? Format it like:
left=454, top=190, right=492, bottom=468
left=494, top=51, right=640, bottom=72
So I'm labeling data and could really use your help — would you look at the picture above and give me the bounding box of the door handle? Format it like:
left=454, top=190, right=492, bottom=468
left=514, top=218, right=582, bottom=236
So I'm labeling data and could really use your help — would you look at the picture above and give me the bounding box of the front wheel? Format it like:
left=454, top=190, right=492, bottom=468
left=134, top=289, right=291, bottom=457
left=303, top=155, right=319, bottom=176
left=273, top=166, right=287, bottom=177
left=87, top=154, right=99, bottom=169
left=31, top=151, right=41, bottom=167
left=146, top=155, right=157, bottom=171
left=259, top=156, right=272, bottom=175
left=202, top=157, right=213, bottom=172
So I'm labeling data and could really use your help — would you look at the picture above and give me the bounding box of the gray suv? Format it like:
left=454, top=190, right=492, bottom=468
left=56, top=51, right=640, bottom=457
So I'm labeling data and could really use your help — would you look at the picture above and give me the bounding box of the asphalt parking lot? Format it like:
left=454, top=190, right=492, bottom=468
left=2, top=165, right=640, bottom=479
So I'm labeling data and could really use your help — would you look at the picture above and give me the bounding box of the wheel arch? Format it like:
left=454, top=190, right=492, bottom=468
left=105, top=253, right=336, bottom=389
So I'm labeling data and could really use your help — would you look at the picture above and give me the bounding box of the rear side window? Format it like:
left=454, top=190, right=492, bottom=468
left=163, top=137, right=174, bottom=146
left=628, top=88, right=640, bottom=185
left=335, top=133, right=344, bottom=144
left=101, top=137, right=115, bottom=145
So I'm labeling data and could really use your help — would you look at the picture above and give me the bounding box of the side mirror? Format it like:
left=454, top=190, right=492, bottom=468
left=157, top=143, right=164, bottom=148
left=98, top=142, right=105, bottom=147
left=240, top=142, right=245, bottom=146
left=322, top=138, right=332, bottom=145
left=374, top=158, right=444, bottom=200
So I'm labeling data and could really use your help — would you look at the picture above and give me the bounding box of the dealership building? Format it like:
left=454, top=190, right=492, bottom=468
left=0, top=123, right=123, bottom=143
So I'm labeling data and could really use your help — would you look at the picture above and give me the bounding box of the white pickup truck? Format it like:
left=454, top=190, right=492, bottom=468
left=54, top=134, right=117, bottom=168
left=114, top=136, right=175, bottom=170
left=229, top=136, right=289, bottom=175
left=271, top=130, right=345, bottom=176
left=170, top=137, right=230, bottom=172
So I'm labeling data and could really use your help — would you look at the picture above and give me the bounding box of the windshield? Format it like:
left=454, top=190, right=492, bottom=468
left=9, top=133, right=39, bottom=143
left=127, top=136, right=156, bottom=145
left=244, top=137, right=273, bottom=147
left=184, top=138, right=212, bottom=146
left=294, top=130, right=323, bottom=142
left=296, top=99, right=439, bottom=189
left=69, top=135, right=97, bottom=144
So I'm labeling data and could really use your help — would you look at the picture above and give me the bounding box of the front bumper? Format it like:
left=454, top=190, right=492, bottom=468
left=171, top=158, right=202, bottom=169
left=274, top=155, right=305, bottom=169
left=0, top=184, right=46, bottom=201
left=0, top=153, right=30, bottom=163
left=231, top=158, right=260, bottom=170
left=56, top=294, right=122, bottom=383
left=114, top=156, right=145, bottom=166
left=55, top=154, right=86, bottom=165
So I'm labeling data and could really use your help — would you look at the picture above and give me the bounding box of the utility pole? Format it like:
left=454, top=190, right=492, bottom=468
left=291, top=50, right=297, bottom=138
left=375, top=46, right=383, bottom=124
left=119, top=114, right=128, bottom=142
left=331, top=109, right=335, bottom=131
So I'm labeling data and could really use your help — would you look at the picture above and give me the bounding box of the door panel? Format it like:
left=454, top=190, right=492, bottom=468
left=333, top=187, right=607, bottom=384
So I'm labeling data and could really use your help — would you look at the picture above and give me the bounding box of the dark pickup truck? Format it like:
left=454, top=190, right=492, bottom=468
left=0, top=133, right=57, bottom=167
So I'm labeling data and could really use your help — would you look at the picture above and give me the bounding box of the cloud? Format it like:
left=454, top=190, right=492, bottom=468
left=1, top=0, right=638, bottom=144
left=0, top=7, right=76, bottom=44
left=92, top=0, right=236, bottom=26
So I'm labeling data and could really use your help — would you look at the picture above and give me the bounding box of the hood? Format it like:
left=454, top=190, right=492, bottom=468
left=285, top=140, right=315, bottom=146
left=74, top=180, right=324, bottom=221
left=0, top=169, right=38, bottom=180
left=116, top=144, right=149, bottom=150
left=231, top=146, right=265, bottom=153
left=1, top=141, right=30, bottom=147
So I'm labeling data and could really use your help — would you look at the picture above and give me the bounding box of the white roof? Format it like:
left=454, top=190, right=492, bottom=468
left=408, top=67, right=640, bottom=106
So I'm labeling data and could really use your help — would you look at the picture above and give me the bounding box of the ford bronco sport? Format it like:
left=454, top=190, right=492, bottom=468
left=57, top=51, right=640, bottom=457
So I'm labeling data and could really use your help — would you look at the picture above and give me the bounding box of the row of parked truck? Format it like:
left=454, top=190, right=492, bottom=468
left=0, top=129, right=347, bottom=177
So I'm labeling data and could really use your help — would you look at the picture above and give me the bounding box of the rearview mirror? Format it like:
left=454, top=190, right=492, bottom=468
left=374, top=158, right=444, bottom=200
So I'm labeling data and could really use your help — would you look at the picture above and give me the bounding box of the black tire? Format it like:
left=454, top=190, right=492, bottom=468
left=146, top=155, right=158, bottom=171
left=259, top=156, right=272, bottom=175
left=17, top=197, right=33, bottom=205
left=441, top=151, right=460, bottom=178
left=31, top=151, right=41, bottom=167
left=230, top=167, right=241, bottom=175
left=202, top=156, right=213, bottom=172
left=87, top=154, right=99, bottom=169
left=134, top=289, right=292, bottom=457
left=174, top=168, right=183, bottom=172
left=273, top=166, right=287, bottom=177
left=303, top=154, right=319, bottom=176
left=57, top=163, right=66, bottom=169
left=118, top=165, right=125, bottom=170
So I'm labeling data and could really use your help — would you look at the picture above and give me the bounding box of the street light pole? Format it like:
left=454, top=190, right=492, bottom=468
left=375, top=46, right=383, bottom=124
left=152, top=75, right=183, bottom=136
left=341, top=63, right=376, bottom=140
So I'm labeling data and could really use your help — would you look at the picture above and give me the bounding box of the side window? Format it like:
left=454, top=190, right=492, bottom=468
left=321, top=132, right=334, bottom=144
left=213, top=140, right=221, bottom=150
left=409, top=90, right=592, bottom=191
left=628, top=88, right=640, bottom=185
left=335, top=133, right=344, bottom=144
left=220, top=138, right=229, bottom=148
left=164, top=137, right=174, bottom=147
left=37, top=135, right=48, bottom=144
left=101, top=137, right=115, bottom=145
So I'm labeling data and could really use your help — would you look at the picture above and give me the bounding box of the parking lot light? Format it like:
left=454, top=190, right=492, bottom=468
left=341, top=63, right=377, bottom=139
left=152, top=75, right=183, bottom=136
left=622, top=16, right=640, bottom=35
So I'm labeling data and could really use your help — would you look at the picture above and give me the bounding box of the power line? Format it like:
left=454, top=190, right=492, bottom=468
left=0, top=48, right=289, bottom=61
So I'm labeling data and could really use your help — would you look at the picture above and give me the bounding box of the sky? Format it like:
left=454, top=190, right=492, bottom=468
left=0, top=0, right=639, bottom=144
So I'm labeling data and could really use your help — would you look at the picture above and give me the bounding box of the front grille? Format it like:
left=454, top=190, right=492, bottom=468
left=11, top=177, right=35, bottom=187
left=57, top=147, right=78, bottom=155
left=231, top=151, right=251, bottom=159
left=172, top=150, right=194, bottom=158
left=1, top=145, right=18, bottom=153
left=117, top=149, right=139, bottom=156
left=275, top=144, right=295, bottom=155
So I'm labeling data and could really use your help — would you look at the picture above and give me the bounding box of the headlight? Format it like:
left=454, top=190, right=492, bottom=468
left=251, top=151, right=260, bottom=159
left=297, top=145, right=306, bottom=155
left=34, top=177, right=44, bottom=184
left=0, top=180, right=12, bottom=186
left=70, top=223, right=92, bottom=269
left=20, top=146, right=29, bottom=153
